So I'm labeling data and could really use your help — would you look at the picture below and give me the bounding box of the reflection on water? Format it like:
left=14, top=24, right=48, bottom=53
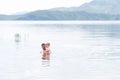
left=0, top=22, right=120, bottom=80
left=81, top=25, right=120, bottom=38
left=41, top=60, right=50, bottom=67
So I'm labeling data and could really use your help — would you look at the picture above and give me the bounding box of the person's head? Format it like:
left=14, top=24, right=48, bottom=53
left=41, top=43, right=46, bottom=50
left=46, top=42, right=50, bottom=48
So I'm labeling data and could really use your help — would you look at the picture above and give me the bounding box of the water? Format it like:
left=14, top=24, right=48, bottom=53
left=0, top=21, right=120, bottom=80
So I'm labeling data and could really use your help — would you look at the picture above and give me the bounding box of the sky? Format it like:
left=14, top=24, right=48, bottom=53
left=0, top=0, right=92, bottom=14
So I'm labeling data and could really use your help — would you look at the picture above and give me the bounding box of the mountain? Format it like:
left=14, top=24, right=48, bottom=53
left=77, top=0, right=120, bottom=15
left=15, top=10, right=119, bottom=20
left=52, top=0, right=120, bottom=15
left=0, top=0, right=120, bottom=20
left=0, top=15, right=21, bottom=20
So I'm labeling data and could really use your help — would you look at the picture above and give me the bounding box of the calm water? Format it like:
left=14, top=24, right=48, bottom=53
left=0, top=21, right=120, bottom=80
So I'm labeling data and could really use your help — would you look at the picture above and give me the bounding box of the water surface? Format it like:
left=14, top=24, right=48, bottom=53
left=0, top=22, right=120, bottom=80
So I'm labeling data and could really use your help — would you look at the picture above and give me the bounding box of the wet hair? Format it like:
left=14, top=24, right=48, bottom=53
left=46, top=42, right=50, bottom=46
left=41, top=43, right=46, bottom=50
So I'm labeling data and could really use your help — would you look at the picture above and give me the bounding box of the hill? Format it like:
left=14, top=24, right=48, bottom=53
left=0, top=0, right=120, bottom=20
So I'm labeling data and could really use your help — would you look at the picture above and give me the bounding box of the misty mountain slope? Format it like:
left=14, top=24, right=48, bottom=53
left=15, top=10, right=119, bottom=20
left=0, top=14, right=22, bottom=20
left=74, top=0, right=120, bottom=15
left=52, top=0, right=120, bottom=15
left=0, top=0, right=120, bottom=20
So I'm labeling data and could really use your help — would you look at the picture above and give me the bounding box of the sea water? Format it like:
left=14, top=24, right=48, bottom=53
left=0, top=21, right=120, bottom=80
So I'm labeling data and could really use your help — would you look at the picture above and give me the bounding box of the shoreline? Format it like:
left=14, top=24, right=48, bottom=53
left=0, top=20, right=120, bottom=25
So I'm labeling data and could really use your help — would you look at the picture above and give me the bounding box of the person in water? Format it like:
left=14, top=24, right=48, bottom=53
left=45, top=42, right=51, bottom=60
left=41, top=42, right=51, bottom=60
left=41, top=43, right=46, bottom=60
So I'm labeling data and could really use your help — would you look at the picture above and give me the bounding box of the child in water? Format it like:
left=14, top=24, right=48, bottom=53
left=45, top=42, right=51, bottom=60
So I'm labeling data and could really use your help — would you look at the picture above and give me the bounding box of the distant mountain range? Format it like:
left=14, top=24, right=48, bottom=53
left=0, top=0, right=120, bottom=20
left=55, top=0, right=120, bottom=15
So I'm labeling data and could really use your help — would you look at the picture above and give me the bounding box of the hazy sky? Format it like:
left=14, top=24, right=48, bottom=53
left=0, top=0, right=92, bottom=14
